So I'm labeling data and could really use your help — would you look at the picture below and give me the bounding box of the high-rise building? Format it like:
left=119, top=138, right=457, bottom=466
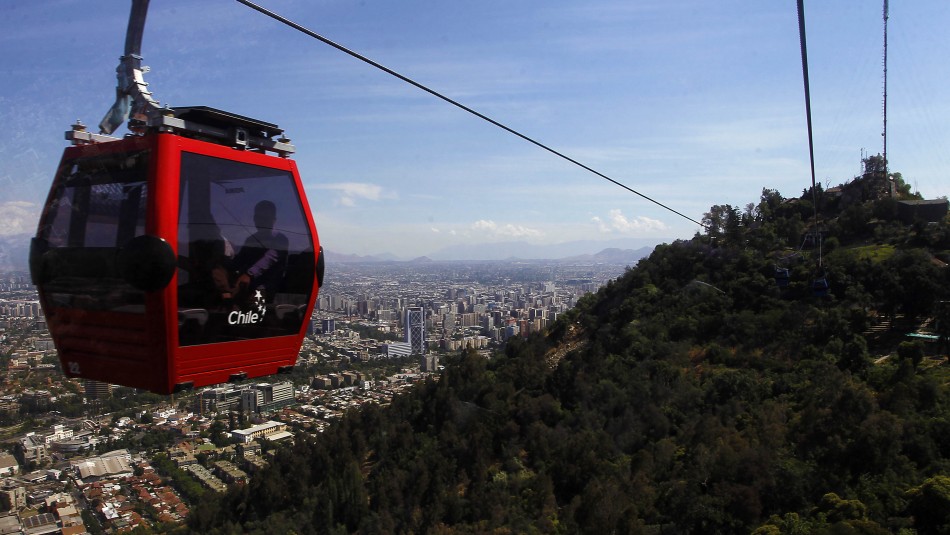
left=481, top=315, right=494, bottom=333
left=84, top=380, right=113, bottom=401
left=442, top=313, right=457, bottom=333
left=420, top=354, right=439, bottom=372
left=242, top=389, right=264, bottom=414
left=245, top=382, right=295, bottom=414
left=198, top=386, right=243, bottom=414
left=404, top=307, right=426, bottom=355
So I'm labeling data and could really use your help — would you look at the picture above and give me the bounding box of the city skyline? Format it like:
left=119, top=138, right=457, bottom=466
left=2, top=1, right=949, bottom=258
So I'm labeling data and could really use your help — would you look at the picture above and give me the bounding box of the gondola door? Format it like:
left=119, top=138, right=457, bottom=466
left=171, top=135, right=319, bottom=391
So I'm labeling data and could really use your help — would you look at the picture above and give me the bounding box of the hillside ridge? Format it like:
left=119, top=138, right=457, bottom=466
left=189, top=166, right=950, bottom=533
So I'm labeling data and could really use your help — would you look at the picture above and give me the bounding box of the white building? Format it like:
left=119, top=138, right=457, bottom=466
left=381, top=342, right=412, bottom=358
left=43, top=425, right=73, bottom=446
left=71, top=450, right=132, bottom=480
left=230, top=421, right=291, bottom=444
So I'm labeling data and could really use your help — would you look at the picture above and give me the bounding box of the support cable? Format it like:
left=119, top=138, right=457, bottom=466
left=235, top=0, right=706, bottom=228
left=796, top=0, right=822, bottom=267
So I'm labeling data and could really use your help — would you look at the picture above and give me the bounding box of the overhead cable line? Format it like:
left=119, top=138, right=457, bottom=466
left=235, top=0, right=706, bottom=228
left=796, top=0, right=822, bottom=267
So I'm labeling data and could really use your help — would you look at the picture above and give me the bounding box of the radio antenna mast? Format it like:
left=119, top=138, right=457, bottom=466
left=882, top=0, right=889, bottom=182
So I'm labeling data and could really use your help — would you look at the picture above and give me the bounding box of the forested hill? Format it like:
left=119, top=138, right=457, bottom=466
left=188, top=168, right=950, bottom=534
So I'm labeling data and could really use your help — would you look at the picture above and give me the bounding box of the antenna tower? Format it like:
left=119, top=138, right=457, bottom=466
left=882, top=0, right=889, bottom=180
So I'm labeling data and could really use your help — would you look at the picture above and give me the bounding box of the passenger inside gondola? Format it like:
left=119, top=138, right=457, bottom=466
left=231, top=200, right=288, bottom=306
left=181, top=234, right=234, bottom=310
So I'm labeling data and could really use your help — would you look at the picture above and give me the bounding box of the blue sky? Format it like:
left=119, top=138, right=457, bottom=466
left=1, top=0, right=948, bottom=258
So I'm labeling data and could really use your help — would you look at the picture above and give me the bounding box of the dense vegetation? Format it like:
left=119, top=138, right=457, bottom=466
left=188, top=163, right=950, bottom=533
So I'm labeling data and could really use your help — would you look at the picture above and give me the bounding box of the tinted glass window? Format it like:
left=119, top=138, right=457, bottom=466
left=37, top=150, right=149, bottom=311
left=177, top=152, right=315, bottom=346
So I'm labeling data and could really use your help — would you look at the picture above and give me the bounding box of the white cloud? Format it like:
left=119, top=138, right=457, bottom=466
left=592, top=209, right=667, bottom=234
left=0, top=201, right=39, bottom=236
left=314, top=182, right=390, bottom=207
left=471, top=219, right=544, bottom=238
left=430, top=227, right=440, bottom=233
left=472, top=220, right=497, bottom=232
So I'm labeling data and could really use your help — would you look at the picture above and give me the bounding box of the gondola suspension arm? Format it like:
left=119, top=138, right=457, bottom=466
left=85, top=0, right=296, bottom=156
left=99, top=0, right=162, bottom=135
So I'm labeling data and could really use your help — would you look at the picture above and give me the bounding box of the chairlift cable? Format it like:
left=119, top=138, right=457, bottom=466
left=234, top=0, right=706, bottom=229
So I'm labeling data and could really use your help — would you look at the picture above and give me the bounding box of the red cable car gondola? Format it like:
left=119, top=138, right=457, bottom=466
left=29, top=1, right=324, bottom=394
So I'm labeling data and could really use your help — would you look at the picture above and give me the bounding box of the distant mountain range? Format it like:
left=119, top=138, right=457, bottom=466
left=326, top=238, right=664, bottom=264
left=0, top=234, right=30, bottom=272
left=0, top=233, right=663, bottom=272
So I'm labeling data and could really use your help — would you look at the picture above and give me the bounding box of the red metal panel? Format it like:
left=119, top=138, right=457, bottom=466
left=152, top=134, right=183, bottom=393
left=176, top=335, right=301, bottom=386
left=174, top=135, right=299, bottom=171
left=49, top=307, right=164, bottom=392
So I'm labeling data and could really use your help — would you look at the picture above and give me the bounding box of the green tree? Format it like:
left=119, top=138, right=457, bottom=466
left=905, top=475, right=950, bottom=535
left=897, top=341, right=925, bottom=370
left=704, top=204, right=743, bottom=243
left=863, top=154, right=886, bottom=174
